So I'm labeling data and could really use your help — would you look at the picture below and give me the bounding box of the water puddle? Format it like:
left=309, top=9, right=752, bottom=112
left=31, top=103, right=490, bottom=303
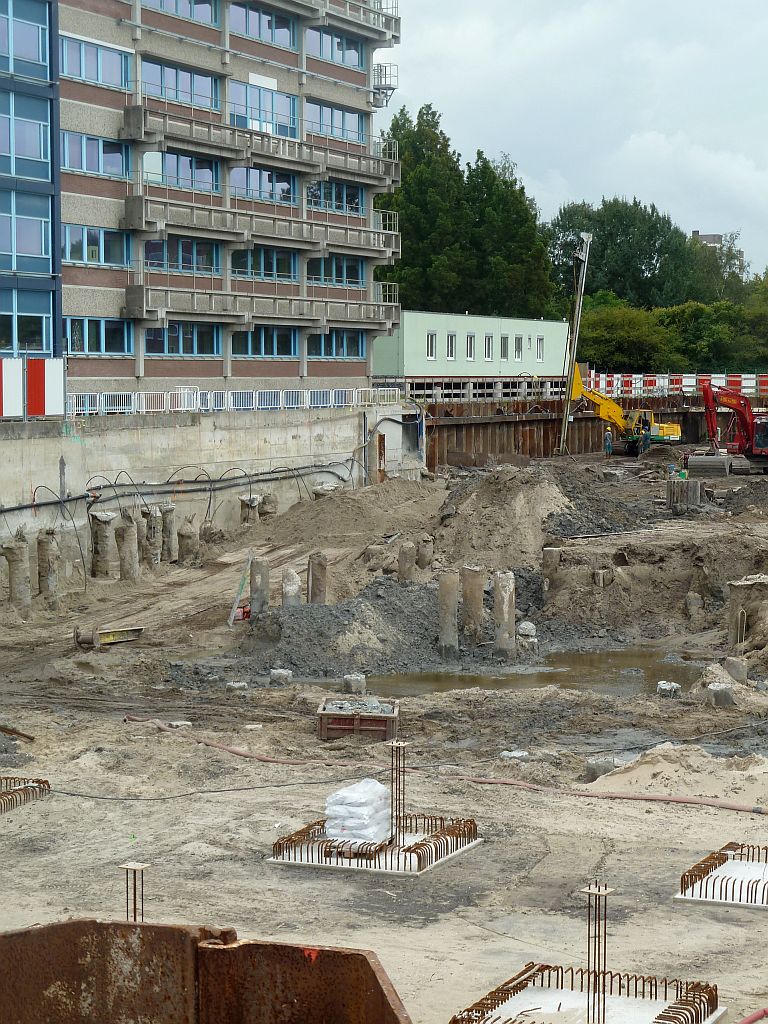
left=367, top=647, right=704, bottom=698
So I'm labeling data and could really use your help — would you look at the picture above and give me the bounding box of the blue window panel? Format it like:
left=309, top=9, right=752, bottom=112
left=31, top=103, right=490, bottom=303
left=143, top=150, right=219, bottom=192
left=61, top=131, right=130, bottom=178
left=0, top=89, right=50, bottom=180
left=145, top=321, right=220, bottom=356
left=306, top=179, right=364, bottom=215
left=305, top=27, right=364, bottom=68
left=0, top=188, right=50, bottom=272
left=229, top=4, right=295, bottom=48
left=59, top=36, right=130, bottom=89
left=306, top=253, right=364, bottom=288
left=0, top=0, right=49, bottom=79
left=229, top=81, right=297, bottom=138
left=229, top=164, right=295, bottom=204
left=305, top=100, right=366, bottom=144
left=144, top=236, right=219, bottom=274
left=307, top=329, right=366, bottom=359
left=232, top=325, right=297, bottom=357
left=231, top=246, right=296, bottom=281
left=64, top=316, right=133, bottom=355
left=142, top=0, right=218, bottom=26
left=62, top=225, right=130, bottom=266
left=142, top=59, right=219, bottom=110
left=0, top=287, right=52, bottom=353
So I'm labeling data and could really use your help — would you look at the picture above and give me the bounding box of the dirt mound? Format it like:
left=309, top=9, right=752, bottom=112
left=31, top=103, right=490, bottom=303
left=545, top=462, right=669, bottom=537
left=722, top=479, right=768, bottom=516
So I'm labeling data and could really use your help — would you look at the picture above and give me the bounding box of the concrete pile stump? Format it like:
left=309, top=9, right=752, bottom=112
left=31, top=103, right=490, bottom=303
left=177, top=515, right=200, bottom=565
left=416, top=535, right=434, bottom=569
left=239, top=495, right=261, bottom=525
left=397, top=542, right=416, bottom=582
left=493, top=571, right=517, bottom=661
left=141, top=506, right=162, bottom=568
left=160, top=504, right=178, bottom=563
left=89, top=510, right=117, bottom=579
left=438, top=571, right=460, bottom=660
left=114, top=511, right=140, bottom=582
left=667, top=479, right=704, bottom=510
left=282, top=567, right=302, bottom=608
left=135, top=513, right=148, bottom=566
left=36, top=529, right=60, bottom=598
left=249, top=559, right=270, bottom=617
left=1, top=529, right=31, bottom=615
left=461, top=565, right=486, bottom=644
left=308, top=551, right=328, bottom=605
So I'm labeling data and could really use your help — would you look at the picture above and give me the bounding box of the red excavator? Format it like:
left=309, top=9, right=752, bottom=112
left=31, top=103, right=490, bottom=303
left=687, top=382, right=768, bottom=476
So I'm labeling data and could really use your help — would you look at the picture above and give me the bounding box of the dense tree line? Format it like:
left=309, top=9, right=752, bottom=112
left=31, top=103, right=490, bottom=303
left=381, top=104, right=767, bottom=371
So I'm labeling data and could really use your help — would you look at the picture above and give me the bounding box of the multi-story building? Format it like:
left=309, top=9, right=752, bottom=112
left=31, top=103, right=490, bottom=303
left=58, top=0, right=400, bottom=396
left=0, top=0, right=61, bottom=361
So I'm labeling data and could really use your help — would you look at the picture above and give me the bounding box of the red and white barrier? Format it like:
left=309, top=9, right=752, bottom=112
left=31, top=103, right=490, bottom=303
left=586, top=370, right=768, bottom=398
left=0, top=357, right=65, bottom=419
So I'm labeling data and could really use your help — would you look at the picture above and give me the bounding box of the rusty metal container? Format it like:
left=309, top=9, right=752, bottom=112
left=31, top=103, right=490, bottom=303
left=0, top=919, right=412, bottom=1024
left=316, top=697, right=400, bottom=742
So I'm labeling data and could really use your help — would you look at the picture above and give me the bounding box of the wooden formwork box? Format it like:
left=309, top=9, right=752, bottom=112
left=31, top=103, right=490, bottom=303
left=316, top=698, right=400, bottom=742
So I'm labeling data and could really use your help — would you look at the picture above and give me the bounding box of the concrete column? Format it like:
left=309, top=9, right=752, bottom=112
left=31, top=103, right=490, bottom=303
left=222, top=327, right=234, bottom=381
left=160, top=504, right=178, bottom=563
left=493, top=571, right=517, bottom=661
left=114, top=512, right=140, bottom=582
left=438, top=571, right=459, bottom=660
left=461, top=565, right=486, bottom=643
left=135, top=513, right=148, bottom=564
left=141, top=506, right=162, bottom=568
left=298, top=327, right=309, bottom=379
left=308, top=551, right=328, bottom=604
left=134, top=320, right=146, bottom=381
left=416, top=534, right=434, bottom=569
left=89, top=510, right=117, bottom=578
left=398, top=542, right=416, bottom=582
left=37, top=529, right=60, bottom=597
left=1, top=532, right=31, bottom=615
left=177, top=515, right=200, bottom=565
left=282, top=567, right=302, bottom=607
left=250, top=558, right=270, bottom=616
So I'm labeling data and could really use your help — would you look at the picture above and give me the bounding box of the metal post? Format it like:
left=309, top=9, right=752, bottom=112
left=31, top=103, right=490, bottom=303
left=120, top=862, right=149, bottom=923
left=557, top=232, right=593, bottom=455
left=389, top=742, right=406, bottom=843
left=581, top=880, right=613, bottom=1024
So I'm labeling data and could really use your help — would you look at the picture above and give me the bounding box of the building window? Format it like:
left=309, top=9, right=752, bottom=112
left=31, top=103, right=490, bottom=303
left=0, top=0, right=49, bottom=80
left=61, top=131, right=129, bottom=178
left=307, top=329, right=365, bottom=359
left=426, top=331, right=436, bottom=360
left=144, top=237, right=219, bottom=274
left=514, top=334, right=523, bottom=360
left=143, top=150, right=218, bottom=192
left=500, top=335, right=509, bottom=361
left=0, top=90, right=49, bottom=179
left=305, top=100, right=366, bottom=144
left=231, top=246, right=297, bottom=280
left=229, top=3, right=295, bottom=48
left=466, top=333, right=475, bottom=361
left=141, top=59, right=219, bottom=110
left=59, top=36, right=130, bottom=88
left=305, top=27, right=364, bottom=68
left=229, top=81, right=297, bottom=137
left=306, top=253, right=364, bottom=288
left=63, top=225, right=130, bottom=266
left=306, top=179, right=363, bottom=215
left=230, top=165, right=295, bottom=203
left=232, top=324, right=297, bottom=357
left=446, top=332, right=456, bottom=360
left=142, top=0, right=219, bottom=26
left=64, top=316, right=132, bottom=355
left=484, top=333, right=493, bottom=360
left=0, top=189, right=50, bottom=272
left=145, top=321, right=220, bottom=356
left=536, top=335, right=544, bottom=362
left=0, top=288, right=51, bottom=354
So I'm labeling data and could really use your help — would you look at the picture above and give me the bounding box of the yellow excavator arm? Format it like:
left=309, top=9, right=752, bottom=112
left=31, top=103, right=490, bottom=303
left=571, top=363, right=628, bottom=434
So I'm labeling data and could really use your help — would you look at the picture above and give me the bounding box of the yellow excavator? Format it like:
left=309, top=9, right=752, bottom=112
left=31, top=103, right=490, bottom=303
left=571, top=364, right=682, bottom=456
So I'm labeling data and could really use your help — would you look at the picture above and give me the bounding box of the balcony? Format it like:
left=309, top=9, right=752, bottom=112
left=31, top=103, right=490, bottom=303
left=320, top=0, right=401, bottom=44
left=372, top=64, right=398, bottom=108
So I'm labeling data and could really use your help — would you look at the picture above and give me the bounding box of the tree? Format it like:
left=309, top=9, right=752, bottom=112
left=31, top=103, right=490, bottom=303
left=578, top=305, right=684, bottom=372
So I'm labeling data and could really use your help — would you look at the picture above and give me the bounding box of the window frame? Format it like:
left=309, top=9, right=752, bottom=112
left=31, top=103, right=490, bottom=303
left=304, top=99, right=366, bottom=144
left=484, top=333, right=493, bottom=361
left=59, top=35, right=130, bottom=89
left=0, top=0, right=50, bottom=80
left=143, top=236, right=220, bottom=275
left=229, top=3, right=296, bottom=49
left=141, top=58, right=220, bottom=110
left=231, top=324, right=298, bottom=358
left=306, top=253, right=365, bottom=288
left=426, top=331, right=436, bottom=361
left=306, top=328, right=366, bottom=359
left=62, top=224, right=130, bottom=267
left=306, top=179, right=364, bottom=215
left=144, top=150, right=220, bottom=193
left=0, top=189, right=51, bottom=272
left=230, top=164, right=296, bottom=204
left=0, top=89, right=50, bottom=180
left=144, top=321, right=221, bottom=357
left=231, top=245, right=297, bottom=281
left=61, top=130, right=130, bottom=178
left=229, top=80, right=297, bottom=138
left=305, top=26, right=364, bottom=68
left=466, top=333, right=475, bottom=361
left=0, top=287, right=52, bottom=355
left=64, top=316, right=133, bottom=355
left=500, top=334, right=509, bottom=361
left=536, top=335, right=544, bottom=362
left=142, top=0, right=220, bottom=27
left=446, top=332, right=456, bottom=361
left=514, top=334, right=523, bottom=361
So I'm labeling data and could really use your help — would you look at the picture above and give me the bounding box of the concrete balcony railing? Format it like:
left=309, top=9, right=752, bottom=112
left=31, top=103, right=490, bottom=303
left=123, top=269, right=399, bottom=331
left=121, top=179, right=400, bottom=258
left=321, top=0, right=401, bottom=42
left=121, top=94, right=400, bottom=185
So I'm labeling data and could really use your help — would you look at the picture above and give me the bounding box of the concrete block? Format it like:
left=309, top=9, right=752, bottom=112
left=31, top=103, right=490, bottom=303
left=707, top=682, right=736, bottom=707
left=593, top=569, right=613, bottom=588
left=270, top=669, right=293, bottom=685
left=342, top=673, right=367, bottom=695
left=500, top=750, right=529, bottom=761
left=227, top=681, right=248, bottom=690
left=724, top=656, right=748, bottom=684
left=657, top=681, right=681, bottom=699
left=517, top=621, right=537, bottom=638
left=167, top=720, right=193, bottom=729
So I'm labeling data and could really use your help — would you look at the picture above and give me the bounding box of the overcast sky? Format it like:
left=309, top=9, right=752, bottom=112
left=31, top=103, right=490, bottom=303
left=382, top=0, right=768, bottom=273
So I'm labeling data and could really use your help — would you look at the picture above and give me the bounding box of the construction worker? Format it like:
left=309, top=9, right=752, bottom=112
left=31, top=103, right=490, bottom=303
left=604, top=427, right=613, bottom=459
left=641, top=425, right=652, bottom=456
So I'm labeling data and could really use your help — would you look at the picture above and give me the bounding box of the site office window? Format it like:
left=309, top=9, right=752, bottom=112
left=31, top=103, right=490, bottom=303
left=536, top=335, right=544, bottom=362
left=446, top=332, right=456, bottom=360
left=466, top=333, right=475, bottom=361
left=500, top=335, right=509, bottom=361
left=0, top=287, right=51, bottom=354
left=426, top=331, right=436, bottom=360
left=514, top=334, right=523, bottom=361
left=484, top=333, right=493, bottom=361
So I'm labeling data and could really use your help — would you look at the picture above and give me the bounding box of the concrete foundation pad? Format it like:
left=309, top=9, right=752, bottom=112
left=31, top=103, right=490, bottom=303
left=482, top=986, right=725, bottom=1024
left=676, top=857, right=768, bottom=910
left=269, top=837, right=484, bottom=877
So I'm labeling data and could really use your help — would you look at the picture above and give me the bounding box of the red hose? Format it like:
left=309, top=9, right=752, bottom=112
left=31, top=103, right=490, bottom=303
left=125, top=716, right=767, bottom=815
left=736, top=1012, right=768, bottom=1024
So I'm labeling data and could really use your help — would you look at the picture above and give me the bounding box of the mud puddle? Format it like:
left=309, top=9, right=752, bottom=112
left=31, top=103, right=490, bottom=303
left=367, top=647, right=704, bottom=698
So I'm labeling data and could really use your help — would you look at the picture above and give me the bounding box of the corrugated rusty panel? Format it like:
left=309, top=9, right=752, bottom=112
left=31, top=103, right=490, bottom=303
left=197, top=938, right=412, bottom=1024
